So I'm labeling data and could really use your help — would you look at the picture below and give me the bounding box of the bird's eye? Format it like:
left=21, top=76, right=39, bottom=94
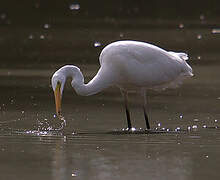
left=56, top=81, right=61, bottom=91
left=57, top=81, right=61, bottom=86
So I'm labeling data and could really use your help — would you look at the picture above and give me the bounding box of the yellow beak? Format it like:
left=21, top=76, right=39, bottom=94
left=54, top=82, right=62, bottom=117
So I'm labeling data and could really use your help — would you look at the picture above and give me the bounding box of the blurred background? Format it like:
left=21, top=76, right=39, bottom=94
left=0, top=0, right=220, bottom=68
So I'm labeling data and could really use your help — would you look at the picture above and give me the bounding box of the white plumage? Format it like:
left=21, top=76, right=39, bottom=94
left=99, top=40, right=192, bottom=91
left=51, top=40, right=193, bottom=130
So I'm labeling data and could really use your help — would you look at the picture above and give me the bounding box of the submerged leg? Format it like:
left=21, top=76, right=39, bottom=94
left=120, top=89, right=132, bottom=129
left=141, top=89, right=150, bottom=130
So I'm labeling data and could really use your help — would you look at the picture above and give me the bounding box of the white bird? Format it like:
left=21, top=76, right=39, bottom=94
left=51, top=40, right=193, bottom=130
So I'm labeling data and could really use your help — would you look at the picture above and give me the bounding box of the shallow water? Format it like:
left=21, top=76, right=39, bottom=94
left=1, top=3, right=220, bottom=179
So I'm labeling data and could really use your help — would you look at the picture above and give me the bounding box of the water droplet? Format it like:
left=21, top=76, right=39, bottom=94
left=119, top=33, right=124, bottom=37
left=175, top=127, right=181, bottom=131
left=193, top=118, right=199, bottom=122
left=215, top=119, right=218, bottom=123
left=203, top=125, right=207, bottom=128
left=40, top=35, right=45, bottom=40
left=197, top=56, right=201, bottom=60
left=166, top=128, right=170, bottom=132
left=200, top=14, right=205, bottom=20
left=197, top=34, right=202, bottom=40
left=69, top=3, right=80, bottom=10
left=179, top=115, right=183, bottom=119
left=130, top=127, right=136, bottom=132
left=205, top=155, right=209, bottom=158
left=21, top=111, right=25, bottom=114
left=157, top=123, right=161, bottom=127
left=1, top=13, right=6, bottom=20
left=72, top=173, right=77, bottom=177
left=94, top=42, right=101, bottom=47
left=28, top=34, right=34, bottom=40
left=192, top=125, right=198, bottom=129
left=53, top=114, right=56, bottom=118
left=179, top=23, right=184, bottom=29
left=187, top=126, right=191, bottom=130
left=43, top=23, right=50, bottom=29
left=212, top=29, right=220, bottom=34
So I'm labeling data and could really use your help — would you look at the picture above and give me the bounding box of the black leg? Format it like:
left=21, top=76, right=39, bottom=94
left=125, top=102, right=132, bottom=129
left=121, top=89, right=132, bottom=129
left=143, top=106, right=150, bottom=129
left=141, top=89, right=151, bottom=130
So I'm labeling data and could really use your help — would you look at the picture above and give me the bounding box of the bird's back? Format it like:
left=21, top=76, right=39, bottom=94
left=99, top=41, right=193, bottom=90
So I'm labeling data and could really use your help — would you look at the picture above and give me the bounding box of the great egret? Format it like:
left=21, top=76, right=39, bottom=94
left=51, top=40, right=193, bottom=130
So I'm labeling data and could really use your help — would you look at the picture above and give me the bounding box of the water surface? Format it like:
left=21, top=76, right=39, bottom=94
left=0, top=8, right=220, bottom=180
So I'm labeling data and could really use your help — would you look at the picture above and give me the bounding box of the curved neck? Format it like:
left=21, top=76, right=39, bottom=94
left=58, top=65, right=112, bottom=96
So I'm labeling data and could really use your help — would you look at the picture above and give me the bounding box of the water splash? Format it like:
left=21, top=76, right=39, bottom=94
left=112, top=127, right=183, bottom=134
left=35, top=114, right=67, bottom=132
left=56, top=115, right=66, bottom=131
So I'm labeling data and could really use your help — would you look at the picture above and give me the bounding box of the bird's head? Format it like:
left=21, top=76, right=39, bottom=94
left=51, top=73, right=66, bottom=117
